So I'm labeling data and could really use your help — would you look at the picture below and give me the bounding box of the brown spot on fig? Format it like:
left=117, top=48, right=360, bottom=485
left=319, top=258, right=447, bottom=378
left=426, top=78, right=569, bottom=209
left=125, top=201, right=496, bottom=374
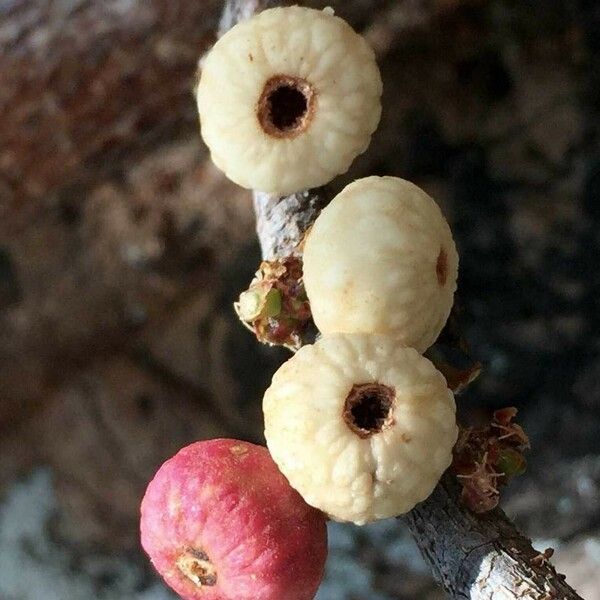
left=257, top=75, right=316, bottom=139
left=343, top=383, right=395, bottom=438
left=176, top=547, right=217, bottom=588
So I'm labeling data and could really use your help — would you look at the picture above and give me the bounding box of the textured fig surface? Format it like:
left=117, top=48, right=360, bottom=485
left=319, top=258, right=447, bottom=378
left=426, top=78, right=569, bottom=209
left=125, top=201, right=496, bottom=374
left=264, top=334, right=457, bottom=524
left=303, top=176, right=459, bottom=353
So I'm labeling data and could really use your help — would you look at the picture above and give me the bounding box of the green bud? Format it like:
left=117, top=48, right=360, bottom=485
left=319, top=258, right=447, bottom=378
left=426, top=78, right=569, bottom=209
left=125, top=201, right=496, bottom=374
left=497, top=448, right=526, bottom=478
left=262, top=288, right=282, bottom=318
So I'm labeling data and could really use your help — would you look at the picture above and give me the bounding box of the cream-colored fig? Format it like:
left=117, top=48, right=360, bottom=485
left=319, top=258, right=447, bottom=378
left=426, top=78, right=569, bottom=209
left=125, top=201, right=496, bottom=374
left=303, top=176, right=459, bottom=353
left=263, top=333, right=457, bottom=524
left=197, top=7, right=382, bottom=195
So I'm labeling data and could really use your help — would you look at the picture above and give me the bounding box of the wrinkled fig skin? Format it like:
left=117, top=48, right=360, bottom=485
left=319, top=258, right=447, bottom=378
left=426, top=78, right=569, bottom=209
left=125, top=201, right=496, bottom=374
left=140, top=439, right=327, bottom=600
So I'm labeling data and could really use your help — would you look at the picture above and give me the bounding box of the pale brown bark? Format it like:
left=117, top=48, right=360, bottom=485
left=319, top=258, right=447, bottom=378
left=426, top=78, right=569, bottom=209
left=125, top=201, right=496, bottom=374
left=0, top=0, right=222, bottom=226
left=222, top=1, right=585, bottom=598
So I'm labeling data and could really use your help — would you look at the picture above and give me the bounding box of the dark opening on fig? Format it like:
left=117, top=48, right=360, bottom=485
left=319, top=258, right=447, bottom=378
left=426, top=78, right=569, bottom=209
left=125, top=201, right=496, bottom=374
left=343, top=383, right=396, bottom=438
left=176, top=547, right=217, bottom=588
left=258, top=75, right=316, bottom=138
left=436, top=247, right=448, bottom=286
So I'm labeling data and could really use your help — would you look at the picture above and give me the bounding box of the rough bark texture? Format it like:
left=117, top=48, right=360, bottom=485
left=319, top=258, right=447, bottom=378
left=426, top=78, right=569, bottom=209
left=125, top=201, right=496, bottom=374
left=404, top=474, right=584, bottom=599
left=221, top=1, right=585, bottom=598
left=0, top=0, right=223, bottom=225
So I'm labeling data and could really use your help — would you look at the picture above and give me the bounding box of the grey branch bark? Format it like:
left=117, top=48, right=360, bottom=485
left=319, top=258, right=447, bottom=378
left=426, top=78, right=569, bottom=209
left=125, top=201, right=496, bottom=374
left=404, top=474, right=583, bottom=599
left=221, top=1, right=585, bottom=598
left=253, top=189, right=331, bottom=259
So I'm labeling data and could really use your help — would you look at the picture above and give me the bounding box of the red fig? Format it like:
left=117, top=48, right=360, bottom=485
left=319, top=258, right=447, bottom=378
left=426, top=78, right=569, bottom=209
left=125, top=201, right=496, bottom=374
left=140, top=439, right=327, bottom=600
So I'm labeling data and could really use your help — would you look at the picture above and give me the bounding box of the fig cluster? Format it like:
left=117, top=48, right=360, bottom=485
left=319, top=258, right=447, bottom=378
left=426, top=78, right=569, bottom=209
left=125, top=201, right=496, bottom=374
left=141, top=7, right=460, bottom=600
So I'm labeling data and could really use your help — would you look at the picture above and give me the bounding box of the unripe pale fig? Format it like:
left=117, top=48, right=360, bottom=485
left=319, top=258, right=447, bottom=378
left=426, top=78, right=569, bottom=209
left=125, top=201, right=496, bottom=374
left=263, top=334, right=457, bottom=524
left=197, top=7, right=382, bottom=195
left=140, top=439, right=327, bottom=600
left=303, top=176, right=459, bottom=353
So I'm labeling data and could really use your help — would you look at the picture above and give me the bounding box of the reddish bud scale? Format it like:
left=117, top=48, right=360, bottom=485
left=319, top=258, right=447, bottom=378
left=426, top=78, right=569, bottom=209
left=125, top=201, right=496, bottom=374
left=453, top=408, right=530, bottom=513
left=140, top=439, right=327, bottom=600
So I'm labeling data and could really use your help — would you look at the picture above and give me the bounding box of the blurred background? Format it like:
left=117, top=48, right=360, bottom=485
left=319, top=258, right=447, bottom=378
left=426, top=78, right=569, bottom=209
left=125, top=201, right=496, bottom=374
left=1, top=0, right=599, bottom=598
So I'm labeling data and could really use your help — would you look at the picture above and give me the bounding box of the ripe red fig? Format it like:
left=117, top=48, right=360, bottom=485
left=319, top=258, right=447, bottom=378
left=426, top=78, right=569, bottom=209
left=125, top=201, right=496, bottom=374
left=140, top=439, right=328, bottom=600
